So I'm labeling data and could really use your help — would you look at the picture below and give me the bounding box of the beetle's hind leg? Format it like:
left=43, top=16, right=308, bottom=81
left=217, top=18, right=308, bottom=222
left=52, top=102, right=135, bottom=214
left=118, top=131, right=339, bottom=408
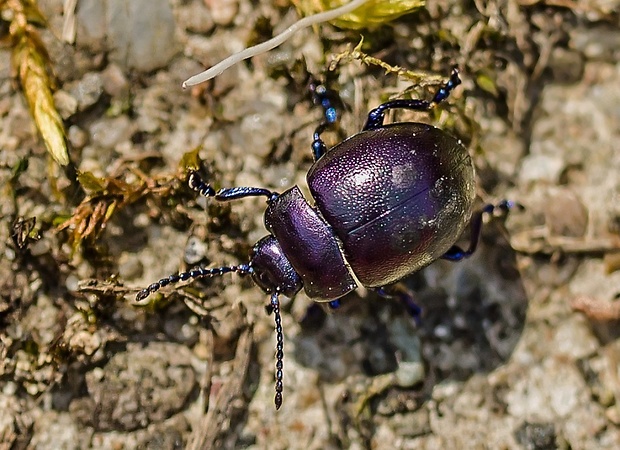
left=442, top=200, right=522, bottom=261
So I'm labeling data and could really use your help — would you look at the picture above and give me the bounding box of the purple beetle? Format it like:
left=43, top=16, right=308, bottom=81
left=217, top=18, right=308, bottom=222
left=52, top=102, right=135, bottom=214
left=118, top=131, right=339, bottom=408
left=136, top=68, right=514, bottom=409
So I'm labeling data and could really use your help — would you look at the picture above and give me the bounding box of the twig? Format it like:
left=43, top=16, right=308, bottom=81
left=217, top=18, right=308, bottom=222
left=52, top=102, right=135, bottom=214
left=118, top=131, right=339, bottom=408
left=187, top=323, right=254, bottom=449
left=572, top=296, right=620, bottom=322
left=510, top=228, right=620, bottom=255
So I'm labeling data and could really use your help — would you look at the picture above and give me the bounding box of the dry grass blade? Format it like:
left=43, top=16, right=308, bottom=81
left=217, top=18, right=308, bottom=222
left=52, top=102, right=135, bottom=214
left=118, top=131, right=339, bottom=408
left=7, top=0, right=69, bottom=165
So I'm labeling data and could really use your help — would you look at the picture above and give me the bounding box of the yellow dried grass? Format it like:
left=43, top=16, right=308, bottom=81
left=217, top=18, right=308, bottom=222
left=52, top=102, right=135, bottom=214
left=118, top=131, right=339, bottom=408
left=6, top=0, right=69, bottom=165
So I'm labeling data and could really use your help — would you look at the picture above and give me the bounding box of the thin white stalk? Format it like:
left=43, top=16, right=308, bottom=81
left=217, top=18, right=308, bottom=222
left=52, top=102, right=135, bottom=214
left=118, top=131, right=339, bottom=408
left=182, top=0, right=371, bottom=88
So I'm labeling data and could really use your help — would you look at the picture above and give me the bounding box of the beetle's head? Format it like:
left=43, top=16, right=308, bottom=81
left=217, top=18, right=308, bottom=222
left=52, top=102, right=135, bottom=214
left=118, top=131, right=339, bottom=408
left=249, top=236, right=302, bottom=298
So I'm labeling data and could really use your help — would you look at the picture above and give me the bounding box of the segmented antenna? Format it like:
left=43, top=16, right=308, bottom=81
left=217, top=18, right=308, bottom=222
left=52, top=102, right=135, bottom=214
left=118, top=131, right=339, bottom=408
left=269, top=292, right=285, bottom=409
left=135, top=264, right=252, bottom=302
left=188, top=170, right=215, bottom=197
left=138, top=171, right=290, bottom=410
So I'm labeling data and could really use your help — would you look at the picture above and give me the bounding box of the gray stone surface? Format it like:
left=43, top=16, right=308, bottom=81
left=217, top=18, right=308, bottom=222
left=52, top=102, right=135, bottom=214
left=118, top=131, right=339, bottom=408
left=69, top=342, right=196, bottom=432
left=76, top=0, right=180, bottom=72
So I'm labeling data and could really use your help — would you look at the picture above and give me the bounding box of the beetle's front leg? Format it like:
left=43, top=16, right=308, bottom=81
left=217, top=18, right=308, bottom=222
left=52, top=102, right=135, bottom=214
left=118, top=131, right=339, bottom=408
left=188, top=171, right=279, bottom=203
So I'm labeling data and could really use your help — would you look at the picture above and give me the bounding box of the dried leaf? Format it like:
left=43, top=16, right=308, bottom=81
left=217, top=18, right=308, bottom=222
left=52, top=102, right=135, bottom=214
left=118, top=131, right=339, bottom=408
left=77, top=171, right=107, bottom=194
left=179, top=146, right=202, bottom=171
left=58, top=150, right=203, bottom=250
left=292, top=0, right=424, bottom=30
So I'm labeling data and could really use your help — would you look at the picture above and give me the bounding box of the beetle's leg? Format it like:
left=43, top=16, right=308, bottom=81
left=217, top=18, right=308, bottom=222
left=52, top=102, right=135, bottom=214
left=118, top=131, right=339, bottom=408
left=328, top=299, right=342, bottom=309
left=363, top=68, right=461, bottom=130
left=376, top=285, right=422, bottom=325
left=442, top=200, right=521, bottom=261
left=266, top=292, right=285, bottom=409
left=310, top=81, right=339, bottom=161
left=188, top=171, right=279, bottom=203
left=296, top=300, right=341, bottom=333
left=136, top=264, right=252, bottom=302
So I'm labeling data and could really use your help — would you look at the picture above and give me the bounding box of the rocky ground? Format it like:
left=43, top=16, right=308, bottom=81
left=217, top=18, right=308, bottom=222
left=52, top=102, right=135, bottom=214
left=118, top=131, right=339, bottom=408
left=0, top=0, right=619, bottom=449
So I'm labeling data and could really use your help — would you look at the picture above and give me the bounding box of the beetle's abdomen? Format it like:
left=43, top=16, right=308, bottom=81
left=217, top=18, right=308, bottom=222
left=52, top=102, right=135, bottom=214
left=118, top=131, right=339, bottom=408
left=265, top=186, right=357, bottom=300
left=307, top=123, right=475, bottom=287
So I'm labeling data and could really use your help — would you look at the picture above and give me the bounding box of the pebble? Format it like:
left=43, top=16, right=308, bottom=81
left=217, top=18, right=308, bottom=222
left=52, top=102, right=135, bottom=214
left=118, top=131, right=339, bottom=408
left=184, top=236, right=209, bottom=265
left=101, top=63, right=129, bottom=98
left=178, top=1, right=215, bottom=34
left=52, top=89, right=78, bottom=119
left=67, top=72, right=104, bottom=111
left=206, top=0, right=239, bottom=26
left=66, top=125, right=88, bottom=149
left=89, top=115, right=133, bottom=150
left=544, top=187, right=588, bottom=237
left=76, top=0, right=179, bottom=72
left=118, top=253, right=144, bottom=280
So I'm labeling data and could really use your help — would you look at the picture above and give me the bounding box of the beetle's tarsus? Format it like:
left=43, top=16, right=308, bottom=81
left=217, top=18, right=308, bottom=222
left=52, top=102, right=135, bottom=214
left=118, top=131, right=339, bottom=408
left=363, top=68, right=462, bottom=130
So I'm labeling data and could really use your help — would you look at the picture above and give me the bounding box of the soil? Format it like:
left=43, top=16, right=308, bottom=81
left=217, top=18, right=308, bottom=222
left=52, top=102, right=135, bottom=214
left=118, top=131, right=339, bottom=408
left=0, top=0, right=619, bottom=449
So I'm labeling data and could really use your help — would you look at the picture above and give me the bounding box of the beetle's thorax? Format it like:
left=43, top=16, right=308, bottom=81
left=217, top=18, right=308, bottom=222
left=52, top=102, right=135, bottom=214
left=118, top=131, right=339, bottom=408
left=263, top=186, right=357, bottom=301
